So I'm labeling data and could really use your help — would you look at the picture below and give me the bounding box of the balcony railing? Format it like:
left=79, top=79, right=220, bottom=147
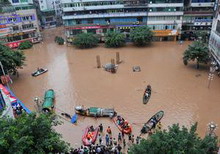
left=63, top=12, right=148, bottom=20
left=184, top=11, right=213, bottom=15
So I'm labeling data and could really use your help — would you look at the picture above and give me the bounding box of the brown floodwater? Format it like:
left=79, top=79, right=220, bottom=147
left=10, top=27, right=220, bottom=148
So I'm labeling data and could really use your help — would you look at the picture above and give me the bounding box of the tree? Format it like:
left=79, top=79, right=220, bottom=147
left=129, top=123, right=218, bottom=154
left=0, top=44, right=25, bottom=76
left=105, top=31, right=125, bottom=48
left=55, top=36, right=65, bottom=45
left=18, top=41, right=33, bottom=50
left=73, top=33, right=99, bottom=49
left=195, top=31, right=210, bottom=44
left=183, top=41, right=210, bottom=69
left=0, top=113, right=70, bottom=153
left=130, top=26, right=154, bottom=46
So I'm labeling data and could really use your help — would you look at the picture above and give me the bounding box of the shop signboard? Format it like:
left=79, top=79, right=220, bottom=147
left=153, top=30, right=178, bottom=36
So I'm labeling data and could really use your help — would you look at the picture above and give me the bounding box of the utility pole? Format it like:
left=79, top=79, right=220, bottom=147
left=207, top=62, right=216, bottom=89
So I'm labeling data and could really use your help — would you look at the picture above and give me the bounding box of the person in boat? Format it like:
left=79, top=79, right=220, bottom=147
left=90, top=125, right=94, bottom=131
left=150, top=117, right=157, bottom=129
left=122, top=120, right=129, bottom=129
left=141, top=124, right=148, bottom=134
left=146, top=85, right=151, bottom=93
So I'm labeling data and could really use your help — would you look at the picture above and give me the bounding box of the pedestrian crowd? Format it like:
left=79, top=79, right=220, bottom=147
left=70, top=123, right=143, bottom=154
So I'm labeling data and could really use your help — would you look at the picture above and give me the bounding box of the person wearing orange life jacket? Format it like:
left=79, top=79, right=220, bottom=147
left=87, top=132, right=92, bottom=140
left=123, top=120, right=128, bottom=129
left=106, top=126, right=112, bottom=135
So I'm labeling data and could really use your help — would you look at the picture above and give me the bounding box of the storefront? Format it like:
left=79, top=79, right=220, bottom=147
left=153, top=30, right=179, bottom=41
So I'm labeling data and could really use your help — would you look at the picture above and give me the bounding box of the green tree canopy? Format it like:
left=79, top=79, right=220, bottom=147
left=195, top=31, right=210, bottom=44
left=73, top=33, right=99, bottom=49
left=183, top=41, right=210, bottom=69
left=55, top=36, right=65, bottom=45
left=0, top=44, right=25, bottom=76
left=105, top=31, right=125, bottom=48
left=129, top=123, right=219, bottom=154
left=130, top=26, right=154, bottom=46
left=0, top=113, right=70, bottom=153
left=18, top=41, right=33, bottom=50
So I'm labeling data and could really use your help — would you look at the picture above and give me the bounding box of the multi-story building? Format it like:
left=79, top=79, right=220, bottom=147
left=182, top=0, right=214, bottom=40
left=0, top=0, right=41, bottom=48
left=209, top=0, right=220, bottom=68
left=34, top=0, right=62, bottom=29
left=61, top=0, right=184, bottom=42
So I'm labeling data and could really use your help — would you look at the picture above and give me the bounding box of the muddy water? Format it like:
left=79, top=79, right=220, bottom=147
left=11, top=27, right=220, bottom=147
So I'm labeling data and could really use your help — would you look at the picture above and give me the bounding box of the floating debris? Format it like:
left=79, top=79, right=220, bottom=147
left=133, top=66, right=141, bottom=72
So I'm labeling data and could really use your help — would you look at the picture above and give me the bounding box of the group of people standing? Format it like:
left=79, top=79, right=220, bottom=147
left=12, top=103, right=24, bottom=116
left=71, top=123, right=142, bottom=154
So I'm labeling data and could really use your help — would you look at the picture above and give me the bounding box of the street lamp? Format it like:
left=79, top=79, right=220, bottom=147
left=34, top=97, right=41, bottom=112
left=207, top=121, right=218, bottom=137
left=207, top=61, right=216, bottom=89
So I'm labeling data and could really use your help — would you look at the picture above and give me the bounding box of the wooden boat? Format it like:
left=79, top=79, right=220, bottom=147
left=75, top=106, right=116, bottom=118
left=113, top=115, right=132, bottom=134
left=42, top=89, right=55, bottom=112
left=143, top=85, right=151, bottom=104
left=31, top=68, right=48, bottom=77
left=140, top=111, right=164, bottom=134
left=82, top=126, right=99, bottom=146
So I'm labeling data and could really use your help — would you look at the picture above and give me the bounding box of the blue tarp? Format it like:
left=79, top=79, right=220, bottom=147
left=71, top=113, right=77, bottom=124
left=6, top=86, right=31, bottom=114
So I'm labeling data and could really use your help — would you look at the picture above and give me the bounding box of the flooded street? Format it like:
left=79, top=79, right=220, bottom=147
left=10, top=27, right=220, bottom=147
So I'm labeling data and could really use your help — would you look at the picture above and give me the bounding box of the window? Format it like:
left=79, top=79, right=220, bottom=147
left=216, top=20, right=220, bottom=34
left=88, top=19, right=93, bottom=24
left=22, top=24, right=34, bottom=30
left=20, top=0, right=28, bottom=2
left=12, top=0, right=19, bottom=3
left=12, top=26, right=19, bottom=31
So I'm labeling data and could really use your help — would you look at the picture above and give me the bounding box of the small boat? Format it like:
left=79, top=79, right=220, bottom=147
left=143, top=85, right=151, bottom=104
left=75, top=106, right=116, bottom=118
left=82, top=126, right=99, bottom=146
left=42, top=89, right=55, bottom=112
left=140, top=111, right=164, bottom=134
left=31, top=68, right=48, bottom=77
left=113, top=115, right=132, bottom=134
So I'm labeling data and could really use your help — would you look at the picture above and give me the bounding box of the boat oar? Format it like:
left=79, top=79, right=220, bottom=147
left=132, top=122, right=144, bottom=126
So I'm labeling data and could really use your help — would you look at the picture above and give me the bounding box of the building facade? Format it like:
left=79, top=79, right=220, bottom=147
left=182, top=0, right=214, bottom=40
left=34, top=0, right=62, bottom=29
left=0, top=0, right=41, bottom=48
left=61, top=0, right=184, bottom=42
left=209, top=0, right=220, bottom=68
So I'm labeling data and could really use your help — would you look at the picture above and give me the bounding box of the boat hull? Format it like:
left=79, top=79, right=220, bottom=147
left=143, top=85, right=151, bottom=104
left=32, top=69, right=48, bottom=77
left=82, top=126, right=99, bottom=146
left=113, top=116, right=132, bottom=134
left=141, top=111, right=164, bottom=134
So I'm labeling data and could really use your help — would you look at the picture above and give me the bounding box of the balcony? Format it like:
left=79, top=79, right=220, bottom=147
left=147, top=20, right=182, bottom=25
left=148, top=11, right=183, bottom=16
left=191, top=2, right=214, bottom=7
left=148, top=3, right=183, bottom=7
left=184, top=11, right=213, bottom=15
left=63, top=12, right=148, bottom=20
left=63, top=4, right=124, bottom=12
